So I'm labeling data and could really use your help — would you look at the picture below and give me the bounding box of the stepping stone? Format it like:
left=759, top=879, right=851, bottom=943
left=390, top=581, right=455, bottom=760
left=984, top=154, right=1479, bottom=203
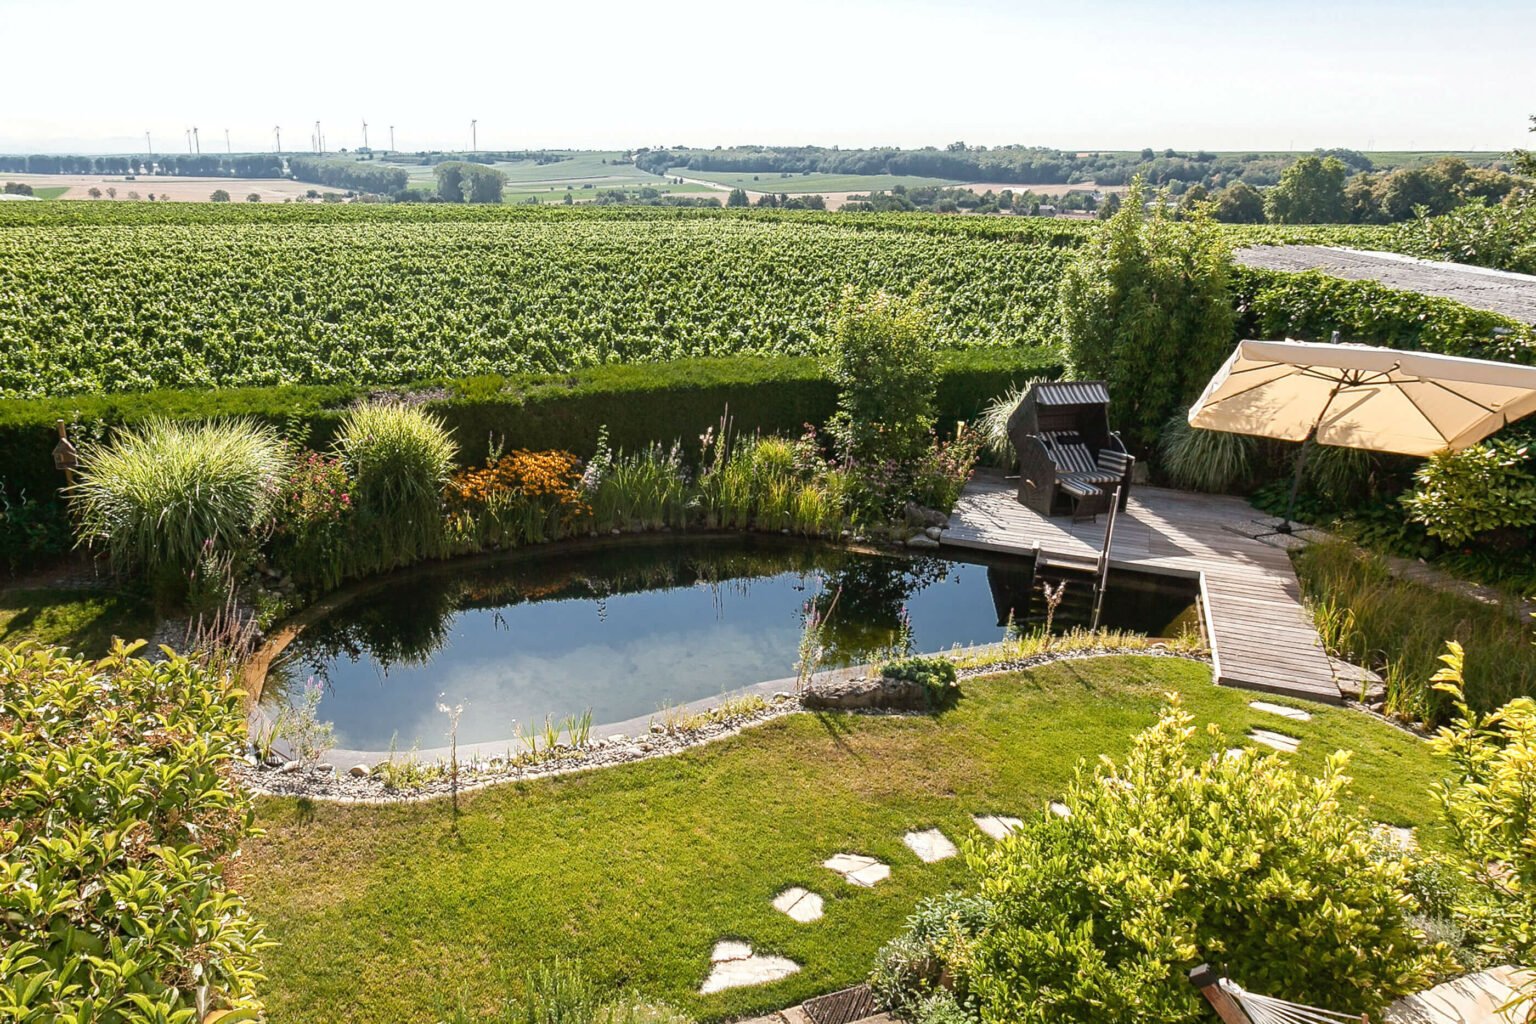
left=823, top=853, right=891, bottom=887
left=772, top=887, right=824, bottom=923
left=903, top=828, right=958, bottom=863
left=1372, top=822, right=1417, bottom=852
left=1224, top=747, right=1247, bottom=760
left=972, top=814, right=1022, bottom=840
left=1247, top=728, right=1300, bottom=753
left=1049, top=801, right=1071, bottom=818
left=1250, top=700, right=1312, bottom=722
left=700, top=940, right=800, bottom=994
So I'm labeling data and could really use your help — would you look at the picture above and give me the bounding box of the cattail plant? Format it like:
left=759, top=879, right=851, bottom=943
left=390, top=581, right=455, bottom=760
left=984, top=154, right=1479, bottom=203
left=438, top=696, right=466, bottom=816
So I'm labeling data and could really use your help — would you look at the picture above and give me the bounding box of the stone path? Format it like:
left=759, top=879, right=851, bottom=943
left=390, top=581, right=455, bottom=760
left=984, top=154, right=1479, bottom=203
left=700, top=941, right=800, bottom=995
left=822, top=853, right=891, bottom=888
left=1234, top=245, right=1536, bottom=324
left=772, top=888, right=824, bottom=923
left=1247, top=728, right=1301, bottom=753
left=903, top=829, right=958, bottom=863
left=1250, top=700, right=1312, bottom=722
left=972, top=814, right=1022, bottom=840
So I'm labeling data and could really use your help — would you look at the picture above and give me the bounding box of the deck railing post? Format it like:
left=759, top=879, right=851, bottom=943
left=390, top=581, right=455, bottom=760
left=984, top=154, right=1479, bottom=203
left=1090, top=484, right=1121, bottom=630
left=1188, top=965, right=1254, bottom=1024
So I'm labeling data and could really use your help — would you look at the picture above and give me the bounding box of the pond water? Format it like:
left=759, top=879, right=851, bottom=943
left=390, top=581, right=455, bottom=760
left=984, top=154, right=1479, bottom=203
left=266, top=538, right=1199, bottom=752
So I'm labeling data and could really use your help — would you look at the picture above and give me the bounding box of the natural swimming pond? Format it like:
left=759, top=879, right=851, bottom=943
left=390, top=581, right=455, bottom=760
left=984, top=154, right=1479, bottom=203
left=265, top=538, right=1199, bottom=752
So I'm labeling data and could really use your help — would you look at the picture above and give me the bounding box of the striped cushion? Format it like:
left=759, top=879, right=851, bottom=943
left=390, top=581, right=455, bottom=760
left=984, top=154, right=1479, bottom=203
left=1058, top=477, right=1102, bottom=499
left=1041, top=432, right=1097, bottom=474
left=1098, top=449, right=1134, bottom=475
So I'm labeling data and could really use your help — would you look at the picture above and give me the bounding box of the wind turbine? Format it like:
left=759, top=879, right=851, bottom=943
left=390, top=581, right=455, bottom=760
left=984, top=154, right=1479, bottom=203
left=362, top=118, right=369, bottom=152
left=193, top=126, right=200, bottom=154
left=274, top=126, right=282, bottom=155
left=186, top=128, right=192, bottom=154
left=225, top=128, right=231, bottom=154
left=471, top=119, right=477, bottom=153
left=315, top=121, right=322, bottom=154
left=389, top=125, right=395, bottom=153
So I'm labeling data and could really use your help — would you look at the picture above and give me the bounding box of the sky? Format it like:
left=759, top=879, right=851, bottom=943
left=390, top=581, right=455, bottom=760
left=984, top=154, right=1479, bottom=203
left=2, top=0, right=1532, bottom=155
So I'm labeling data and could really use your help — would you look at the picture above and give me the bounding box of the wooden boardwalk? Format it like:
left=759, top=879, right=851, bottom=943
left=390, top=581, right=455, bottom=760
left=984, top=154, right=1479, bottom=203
left=942, top=477, right=1351, bottom=705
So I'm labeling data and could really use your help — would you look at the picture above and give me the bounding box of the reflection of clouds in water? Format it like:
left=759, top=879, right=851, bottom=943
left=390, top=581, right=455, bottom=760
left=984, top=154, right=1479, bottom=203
left=400, top=622, right=796, bottom=747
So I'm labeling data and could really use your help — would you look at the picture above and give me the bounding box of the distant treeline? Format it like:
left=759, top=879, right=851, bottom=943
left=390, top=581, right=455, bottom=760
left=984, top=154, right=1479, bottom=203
left=286, top=156, right=408, bottom=194
left=0, top=153, right=286, bottom=177
left=637, top=144, right=1511, bottom=191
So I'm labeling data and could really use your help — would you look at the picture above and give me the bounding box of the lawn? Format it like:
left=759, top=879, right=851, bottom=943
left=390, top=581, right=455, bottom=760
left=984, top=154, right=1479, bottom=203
left=240, top=655, right=1443, bottom=1024
left=0, top=586, right=154, bottom=656
left=32, top=186, right=69, bottom=200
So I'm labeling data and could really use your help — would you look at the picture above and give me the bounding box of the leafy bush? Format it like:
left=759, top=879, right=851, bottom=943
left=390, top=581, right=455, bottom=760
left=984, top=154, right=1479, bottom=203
left=1156, top=415, right=1256, bottom=492
left=1391, top=191, right=1536, bottom=274
left=0, top=640, right=268, bottom=1019
left=449, top=448, right=591, bottom=547
left=825, top=287, right=940, bottom=468
left=440, top=957, right=691, bottom=1024
left=962, top=699, right=1443, bottom=1024
left=1402, top=440, right=1536, bottom=545
left=910, top=427, right=983, bottom=513
left=335, top=403, right=458, bottom=567
left=269, top=450, right=355, bottom=589
left=68, top=417, right=284, bottom=591
left=1429, top=643, right=1536, bottom=965
left=0, top=483, right=70, bottom=572
left=871, top=891, right=993, bottom=1018
left=880, top=656, right=960, bottom=708
left=1058, top=179, right=1235, bottom=451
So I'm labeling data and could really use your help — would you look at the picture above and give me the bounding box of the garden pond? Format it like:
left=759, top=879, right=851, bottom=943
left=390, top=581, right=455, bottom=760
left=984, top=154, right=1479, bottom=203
left=262, top=537, right=1199, bottom=753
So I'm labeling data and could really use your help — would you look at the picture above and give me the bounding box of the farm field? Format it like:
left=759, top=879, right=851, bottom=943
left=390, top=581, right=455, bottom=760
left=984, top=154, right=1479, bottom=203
left=675, top=170, right=960, bottom=193
left=0, top=205, right=1082, bottom=397
left=379, top=150, right=721, bottom=203
left=0, top=172, right=326, bottom=202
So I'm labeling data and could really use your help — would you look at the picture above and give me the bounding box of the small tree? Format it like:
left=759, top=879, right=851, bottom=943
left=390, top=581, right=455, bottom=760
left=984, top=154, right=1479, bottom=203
left=105, top=186, right=116, bottom=199
left=1058, top=178, right=1234, bottom=450
left=726, top=187, right=749, bottom=208
left=87, top=186, right=103, bottom=199
left=246, top=192, right=261, bottom=202
left=823, top=287, right=938, bottom=469
left=1266, top=155, right=1349, bottom=224
left=1210, top=181, right=1265, bottom=223
left=210, top=189, right=231, bottom=202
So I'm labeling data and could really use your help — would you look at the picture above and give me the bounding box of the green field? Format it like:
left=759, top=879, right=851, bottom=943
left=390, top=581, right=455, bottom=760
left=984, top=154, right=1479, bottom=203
left=241, top=657, right=1442, bottom=1024
left=30, top=186, right=68, bottom=200
left=0, top=206, right=1085, bottom=398
left=378, top=151, right=721, bottom=204
left=674, top=170, right=960, bottom=193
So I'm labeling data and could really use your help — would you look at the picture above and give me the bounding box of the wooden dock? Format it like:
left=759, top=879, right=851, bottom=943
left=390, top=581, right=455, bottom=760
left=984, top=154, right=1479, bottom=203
left=942, top=476, right=1351, bottom=705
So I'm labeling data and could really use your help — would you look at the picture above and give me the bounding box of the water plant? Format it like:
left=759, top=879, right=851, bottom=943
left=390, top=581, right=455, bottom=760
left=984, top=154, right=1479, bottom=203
left=277, top=678, right=336, bottom=765
left=335, top=402, right=458, bottom=566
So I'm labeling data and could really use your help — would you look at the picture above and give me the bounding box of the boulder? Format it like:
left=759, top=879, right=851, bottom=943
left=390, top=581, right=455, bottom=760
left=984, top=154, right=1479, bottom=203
left=903, top=502, right=949, bottom=528
left=803, top=673, right=929, bottom=711
left=348, top=764, right=369, bottom=778
left=906, top=534, right=940, bottom=550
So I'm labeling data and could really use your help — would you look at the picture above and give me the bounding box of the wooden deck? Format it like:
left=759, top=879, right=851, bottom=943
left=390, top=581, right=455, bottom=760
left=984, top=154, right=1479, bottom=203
left=942, top=476, right=1350, bottom=705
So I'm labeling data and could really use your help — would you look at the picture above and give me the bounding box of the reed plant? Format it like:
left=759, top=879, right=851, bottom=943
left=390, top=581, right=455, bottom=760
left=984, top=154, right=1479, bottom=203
left=1294, top=539, right=1536, bottom=722
left=1157, top=414, right=1256, bottom=493
left=976, top=379, right=1045, bottom=469
left=69, top=417, right=285, bottom=595
left=335, top=403, right=457, bottom=567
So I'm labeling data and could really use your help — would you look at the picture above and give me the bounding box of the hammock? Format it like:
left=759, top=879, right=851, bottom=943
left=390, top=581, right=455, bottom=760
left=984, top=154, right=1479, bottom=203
left=1219, top=978, right=1368, bottom=1024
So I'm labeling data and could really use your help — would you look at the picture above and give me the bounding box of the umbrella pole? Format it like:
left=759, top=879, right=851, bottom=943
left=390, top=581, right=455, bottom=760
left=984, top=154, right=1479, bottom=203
left=1277, top=431, right=1316, bottom=535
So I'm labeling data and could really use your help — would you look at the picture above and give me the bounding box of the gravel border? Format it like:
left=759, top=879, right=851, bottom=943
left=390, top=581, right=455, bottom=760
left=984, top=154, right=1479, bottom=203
left=237, top=646, right=1209, bottom=804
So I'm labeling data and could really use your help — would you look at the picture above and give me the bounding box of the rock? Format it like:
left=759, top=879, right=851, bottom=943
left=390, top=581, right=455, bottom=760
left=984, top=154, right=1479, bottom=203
left=905, top=534, right=940, bottom=550
left=277, top=760, right=303, bottom=774
left=773, top=691, right=792, bottom=702
left=315, top=762, right=335, bottom=773
left=772, top=887, right=825, bottom=923
left=804, top=673, right=929, bottom=711
left=348, top=764, right=370, bottom=778
left=699, top=941, right=800, bottom=994
left=903, top=828, right=959, bottom=862
left=263, top=754, right=286, bottom=768
left=609, top=734, right=627, bottom=744
left=973, top=814, right=1023, bottom=840
left=924, top=526, right=942, bottom=540
left=823, top=852, right=891, bottom=887
left=903, top=501, right=948, bottom=528
left=650, top=722, right=666, bottom=734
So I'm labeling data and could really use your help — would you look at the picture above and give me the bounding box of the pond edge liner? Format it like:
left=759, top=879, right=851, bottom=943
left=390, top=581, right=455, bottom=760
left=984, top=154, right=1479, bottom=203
left=237, top=647, right=1211, bottom=806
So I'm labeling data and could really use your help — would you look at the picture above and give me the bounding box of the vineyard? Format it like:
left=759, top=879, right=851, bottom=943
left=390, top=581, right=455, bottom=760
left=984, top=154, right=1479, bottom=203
left=0, top=204, right=1407, bottom=400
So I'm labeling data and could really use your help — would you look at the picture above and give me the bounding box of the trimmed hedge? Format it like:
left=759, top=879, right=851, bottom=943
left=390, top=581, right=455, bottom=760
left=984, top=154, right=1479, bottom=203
left=0, top=350, right=1061, bottom=549
left=1234, top=266, right=1536, bottom=366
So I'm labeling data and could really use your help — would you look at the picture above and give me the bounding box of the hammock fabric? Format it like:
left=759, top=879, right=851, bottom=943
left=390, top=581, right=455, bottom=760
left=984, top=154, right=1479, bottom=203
left=1221, top=978, right=1367, bottom=1024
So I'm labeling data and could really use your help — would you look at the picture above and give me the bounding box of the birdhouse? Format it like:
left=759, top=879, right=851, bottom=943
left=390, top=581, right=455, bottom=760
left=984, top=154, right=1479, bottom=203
left=52, top=420, right=79, bottom=476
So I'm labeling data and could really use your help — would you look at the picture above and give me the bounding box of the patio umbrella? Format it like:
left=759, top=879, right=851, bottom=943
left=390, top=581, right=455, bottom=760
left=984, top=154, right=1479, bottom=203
left=1187, top=338, right=1536, bottom=530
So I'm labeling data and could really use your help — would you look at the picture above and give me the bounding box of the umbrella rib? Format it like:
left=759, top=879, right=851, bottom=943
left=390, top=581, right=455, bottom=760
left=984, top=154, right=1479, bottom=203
left=1418, top=378, right=1502, bottom=415
left=1395, top=385, right=1450, bottom=446
left=1196, top=370, right=1310, bottom=409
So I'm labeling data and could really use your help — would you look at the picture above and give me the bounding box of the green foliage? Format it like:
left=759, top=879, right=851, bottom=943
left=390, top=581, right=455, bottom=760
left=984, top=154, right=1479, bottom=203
left=879, top=655, right=961, bottom=708
left=871, top=892, right=993, bottom=1018
left=1294, top=540, right=1536, bottom=722
left=1429, top=644, right=1536, bottom=964
left=1265, top=155, right=1349, bottom=224
left=0, top=205, right=1074, bottom=399
left=440, top=957, right=692, bottom=1024
left=0, top=641, right=269, bottom=1019
left=824, top=288, right=940, bottom=467
left=68, top=417, right=284, bottom=586
left=975, top=381, right=1042, bottom=468
left=288, top=155, right=409, bottom=195
left=1402, top=440, right=1536, bottom=545
left=436, top=161, right=509, bottom=204
left=1058, top=180, right=1235, bottom=450
left=1390, top=191, right=1536, bottom=274
left=269, top=450, right=355, bottom=589
left=963, top=699, right=1443, bottom=1024
left=1209, top=181, right=1266, bottom=224
left=1235, top=265, right=1536, bottom=366
left=335, top=403, right=458, bottom=568
left=0, top=484, right=70, bottom=572
left=1156, top=415, right=1256, bottom=492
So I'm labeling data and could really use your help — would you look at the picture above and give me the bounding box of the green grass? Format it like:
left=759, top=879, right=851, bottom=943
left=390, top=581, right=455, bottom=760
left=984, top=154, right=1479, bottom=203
left=31, top=186, right=68, bottom=200
left=671, top=170, right=960, bottom=193
left=241, top=656, right=1442, bottom=1024
left=0, top=587, right=155, bottom=656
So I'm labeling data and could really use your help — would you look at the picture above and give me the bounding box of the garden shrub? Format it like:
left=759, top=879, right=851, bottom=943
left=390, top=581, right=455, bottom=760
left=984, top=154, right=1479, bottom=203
left=1429, top=643, right=1536, bottom=965
left=962, top=699, right=1443, bottom=1024
left=0, top=640, right=268, bottom=1019
left=67, top=417, right=284, bottom=598
left=1401, top=439, right=1536, bottom=546
left=870, top=891, right=993, bottom=1017
left=335, top=403, right=458, bottom=568
left=1156, top=415, right=1257, bottom=493
left=0, top=484, right=70, bottom=573
left=880, top=656, right=960, bottom=708
left=824, top=288, right=940, bottom=469
left=268, top=450, right=355, bottom=589
left=1058, top=179, right=1235, bottom=452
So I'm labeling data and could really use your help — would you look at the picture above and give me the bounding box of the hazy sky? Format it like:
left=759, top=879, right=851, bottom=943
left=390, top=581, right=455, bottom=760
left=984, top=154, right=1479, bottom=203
left=3, top=0, right=1532, bottom=154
